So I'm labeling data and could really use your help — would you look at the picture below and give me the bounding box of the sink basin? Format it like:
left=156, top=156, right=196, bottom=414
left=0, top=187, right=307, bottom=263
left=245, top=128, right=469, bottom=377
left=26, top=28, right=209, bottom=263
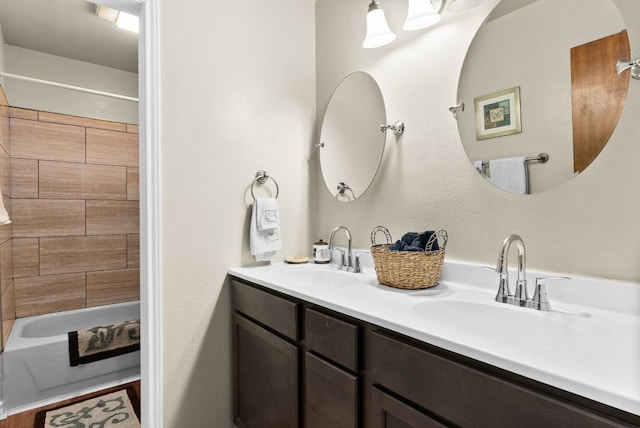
left=265, top=264, right=363, bottom=288
left=411, top=298, right=634, bottom=354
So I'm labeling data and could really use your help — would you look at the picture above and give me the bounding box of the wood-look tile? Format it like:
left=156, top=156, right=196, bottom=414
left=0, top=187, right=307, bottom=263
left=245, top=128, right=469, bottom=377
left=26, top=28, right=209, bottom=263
left=1, top=239, right=13, bottom=293
left=39, top=160, right=127, bottom=200
left=127, top=234, right=140, bottom=268
left=11, top=158, right=38, bottom=198
left=10, top=118, right=85, bottom=162
left=87, top=268, right=140, bottom=307
left=38, top=111, right=127, bottom=132
left=2, top=281, right=15, bottom=321
left=8, top=107, right=38, bottom=121
left=14, top=273, right=86, bottom=317
left=126, top=124, right=139, bottom=134
left=12, top=199, right=85, bottom=238
left=0, top=153, right=11, bottom=192
left=86, top=200, right=139, bottom=235
left=40, top=235, right=127, bottom=276
left=127, top=167, right=139, bottom=201
left=13, top=238, right=39, bottom=278
left=0, top=114, right=8, bottom=155
left=86, top=128, right=138, bottom=167
left=0, top=86, right=7, bottom=106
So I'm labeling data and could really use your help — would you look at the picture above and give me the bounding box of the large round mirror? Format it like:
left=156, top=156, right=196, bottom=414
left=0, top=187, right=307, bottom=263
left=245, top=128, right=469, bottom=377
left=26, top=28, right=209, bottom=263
left=457, top=0, right=629, bottom=194
left=319, top=71, right=386, bottom=202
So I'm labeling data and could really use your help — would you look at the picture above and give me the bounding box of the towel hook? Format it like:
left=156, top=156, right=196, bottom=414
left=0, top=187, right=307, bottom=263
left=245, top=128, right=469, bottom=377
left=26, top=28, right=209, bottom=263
left=251, top=170, right=279, bottom=200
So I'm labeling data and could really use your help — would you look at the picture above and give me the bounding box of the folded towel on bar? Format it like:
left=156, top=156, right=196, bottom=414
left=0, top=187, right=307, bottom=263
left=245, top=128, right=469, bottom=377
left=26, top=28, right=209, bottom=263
left=390, top=230, right=439, bottom=251
left=489, top=157, right=528, bottom=194
left=250, top=197, right=281, bottom=261
left=68, top=319, right=140, bottom=366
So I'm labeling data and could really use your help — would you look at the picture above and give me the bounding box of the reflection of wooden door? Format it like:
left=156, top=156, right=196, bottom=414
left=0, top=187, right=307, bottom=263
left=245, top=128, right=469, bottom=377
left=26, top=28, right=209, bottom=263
left=571, top=30, right=630, bottom=173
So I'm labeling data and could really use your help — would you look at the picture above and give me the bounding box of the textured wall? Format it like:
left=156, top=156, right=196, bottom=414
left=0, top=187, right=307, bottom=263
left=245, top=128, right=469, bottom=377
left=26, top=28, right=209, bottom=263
left=315, top=0, right=640, bottom=282
left=0, top=85, right=12, bottom=351
left=159, top=0, right=317, bottom=425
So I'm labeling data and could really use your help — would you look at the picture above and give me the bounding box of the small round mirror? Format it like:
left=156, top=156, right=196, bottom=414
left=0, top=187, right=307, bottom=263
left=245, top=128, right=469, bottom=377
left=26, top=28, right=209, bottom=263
left=319, top=72, right=386, bottom=202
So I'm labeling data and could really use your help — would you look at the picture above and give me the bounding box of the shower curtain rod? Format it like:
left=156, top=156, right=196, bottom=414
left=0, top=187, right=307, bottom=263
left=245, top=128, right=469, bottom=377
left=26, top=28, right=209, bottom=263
left=0, top=72, right=139, bottom=102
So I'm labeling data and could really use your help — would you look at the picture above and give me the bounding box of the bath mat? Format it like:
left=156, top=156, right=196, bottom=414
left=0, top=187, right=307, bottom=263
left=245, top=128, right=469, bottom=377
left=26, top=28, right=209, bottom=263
left=68, top=319, right=140, bottom=366
left=34, top=387, right=140, bottom=428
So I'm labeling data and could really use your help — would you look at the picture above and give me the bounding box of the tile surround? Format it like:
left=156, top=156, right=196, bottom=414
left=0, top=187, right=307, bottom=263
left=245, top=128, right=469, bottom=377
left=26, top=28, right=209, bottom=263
left=0, top=97, right=139, bottom=333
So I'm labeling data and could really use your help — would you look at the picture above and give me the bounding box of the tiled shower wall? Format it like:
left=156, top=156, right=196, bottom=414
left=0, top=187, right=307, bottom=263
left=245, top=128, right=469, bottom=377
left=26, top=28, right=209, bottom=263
left=0, top=85, right=139, bottom=349
left=0, top=86, right=13, bottom=350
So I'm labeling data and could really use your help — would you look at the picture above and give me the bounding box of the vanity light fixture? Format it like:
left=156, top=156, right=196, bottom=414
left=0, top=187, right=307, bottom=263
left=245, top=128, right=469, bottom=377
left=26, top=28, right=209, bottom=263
left=363, top=0, right=397, bottom=49
left=447, top=0, right=484, bottom=13
left=403, top=0, right=442, bottom=31
left=380, top=120, right=405, bottom=135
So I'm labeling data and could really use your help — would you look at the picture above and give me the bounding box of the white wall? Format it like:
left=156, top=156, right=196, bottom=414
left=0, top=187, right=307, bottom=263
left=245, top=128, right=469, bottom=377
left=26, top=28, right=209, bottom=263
left=315, top=0, right=640, bottom=282
left=159, top=0, right=316, bottom=425
left=0, top=25, right=6, bottom=89
left=3, top=45, right=138, bottom=124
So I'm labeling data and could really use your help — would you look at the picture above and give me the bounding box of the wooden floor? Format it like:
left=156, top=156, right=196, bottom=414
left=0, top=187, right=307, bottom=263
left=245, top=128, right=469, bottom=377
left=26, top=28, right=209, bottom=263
left=0, top=380, right=140, bottom=428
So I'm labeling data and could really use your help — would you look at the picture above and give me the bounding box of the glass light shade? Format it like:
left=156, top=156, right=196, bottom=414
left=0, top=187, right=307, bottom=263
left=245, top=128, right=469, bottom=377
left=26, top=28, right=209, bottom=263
left=403, top=0, right=441, bottom=31
left=363, top=8, right=396, bottom=49
left=447, top=0, right=484, bottom=13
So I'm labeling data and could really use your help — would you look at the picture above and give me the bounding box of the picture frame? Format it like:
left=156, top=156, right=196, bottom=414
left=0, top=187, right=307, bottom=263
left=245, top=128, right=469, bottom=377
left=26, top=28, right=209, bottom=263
left=474, top=86, right=521, bottom=140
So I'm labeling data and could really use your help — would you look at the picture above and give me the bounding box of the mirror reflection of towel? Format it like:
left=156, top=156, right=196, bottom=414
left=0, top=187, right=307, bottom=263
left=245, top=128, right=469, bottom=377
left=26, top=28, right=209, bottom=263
left=250, top=197, right=281, bottom=261
left=489, top=157, right=528, bottom=194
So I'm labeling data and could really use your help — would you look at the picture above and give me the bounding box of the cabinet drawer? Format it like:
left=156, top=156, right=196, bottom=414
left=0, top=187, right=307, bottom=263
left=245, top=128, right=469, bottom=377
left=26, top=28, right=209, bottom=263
left=371, top=331, right=624, bottom=428
left=371, top=387, right=446, bottom=428
left=232, top=279, right=298, bottom=340
left=305, top=308, right=358, bottom=371
left=305, top=352, right=358, bottom=428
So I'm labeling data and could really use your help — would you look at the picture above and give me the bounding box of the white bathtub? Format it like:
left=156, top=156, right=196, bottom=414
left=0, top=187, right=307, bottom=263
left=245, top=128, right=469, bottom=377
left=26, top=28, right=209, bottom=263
left=1, top=301, right=140, bottom=415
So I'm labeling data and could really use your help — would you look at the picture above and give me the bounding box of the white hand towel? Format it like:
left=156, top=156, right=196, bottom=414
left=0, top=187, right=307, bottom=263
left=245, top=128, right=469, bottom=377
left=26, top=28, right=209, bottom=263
left=250, top=197, right=281, bottom=261
left=489, top=157, right=528, bottom=194
left=0, top=183, right=11, bottom=224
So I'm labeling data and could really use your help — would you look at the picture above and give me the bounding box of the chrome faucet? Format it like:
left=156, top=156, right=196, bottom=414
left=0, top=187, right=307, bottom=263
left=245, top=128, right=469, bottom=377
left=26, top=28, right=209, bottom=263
left=494, top=234, right=569, bottom=311
left=328, top=226, right=360, bottom=273
left=495, top=234, right=527, bottom=306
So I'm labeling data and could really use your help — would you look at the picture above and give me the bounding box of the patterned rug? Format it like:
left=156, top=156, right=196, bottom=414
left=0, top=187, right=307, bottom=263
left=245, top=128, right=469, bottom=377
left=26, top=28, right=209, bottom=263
left=68, top=319, right=140, bottom=366
left=35, top=387, right=140, bottom=428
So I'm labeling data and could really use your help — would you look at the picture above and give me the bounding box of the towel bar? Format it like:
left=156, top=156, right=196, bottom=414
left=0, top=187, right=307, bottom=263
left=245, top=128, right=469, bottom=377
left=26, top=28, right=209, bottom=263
left=251, top=170, right=279, bottom=200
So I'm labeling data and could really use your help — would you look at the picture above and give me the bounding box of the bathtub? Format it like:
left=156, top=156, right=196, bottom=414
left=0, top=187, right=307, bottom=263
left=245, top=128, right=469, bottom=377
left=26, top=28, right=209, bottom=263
left=1, top=301, right=140, bottom=415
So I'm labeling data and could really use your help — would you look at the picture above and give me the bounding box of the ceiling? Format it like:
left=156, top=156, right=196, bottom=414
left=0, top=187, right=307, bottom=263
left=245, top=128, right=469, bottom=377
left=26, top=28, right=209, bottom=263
left=487, top=0, right=540, bottom=22
left=0, top=0, right=138, bottom=73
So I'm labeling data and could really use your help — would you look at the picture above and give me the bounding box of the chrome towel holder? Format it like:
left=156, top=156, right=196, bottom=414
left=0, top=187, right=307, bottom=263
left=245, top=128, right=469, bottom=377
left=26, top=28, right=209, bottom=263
left=251, top=170, right=279, bottom=200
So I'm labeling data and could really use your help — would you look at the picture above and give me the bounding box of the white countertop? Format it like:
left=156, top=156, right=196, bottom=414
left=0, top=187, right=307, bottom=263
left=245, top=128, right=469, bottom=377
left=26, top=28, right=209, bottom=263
left=229, top=258, right=640, bottom=416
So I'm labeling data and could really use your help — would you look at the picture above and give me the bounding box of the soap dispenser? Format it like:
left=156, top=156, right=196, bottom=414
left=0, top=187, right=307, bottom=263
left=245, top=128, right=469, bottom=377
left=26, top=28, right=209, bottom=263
left=312, top=239, right=330, bottom=264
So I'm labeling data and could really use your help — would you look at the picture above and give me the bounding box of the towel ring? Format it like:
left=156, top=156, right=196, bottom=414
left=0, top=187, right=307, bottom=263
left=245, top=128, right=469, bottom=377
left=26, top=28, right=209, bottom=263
left=251, top=170, right=279, bottom=200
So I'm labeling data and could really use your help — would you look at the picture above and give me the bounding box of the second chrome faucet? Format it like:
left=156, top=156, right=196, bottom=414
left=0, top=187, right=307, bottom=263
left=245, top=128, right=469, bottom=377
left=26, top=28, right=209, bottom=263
left=494, top=234, right=569, bottom=311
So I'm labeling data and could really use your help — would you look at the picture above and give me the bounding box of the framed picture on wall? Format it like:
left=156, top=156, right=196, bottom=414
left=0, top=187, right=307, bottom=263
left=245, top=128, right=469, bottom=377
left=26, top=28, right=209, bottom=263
left=474, top=86, right=522, bottom=140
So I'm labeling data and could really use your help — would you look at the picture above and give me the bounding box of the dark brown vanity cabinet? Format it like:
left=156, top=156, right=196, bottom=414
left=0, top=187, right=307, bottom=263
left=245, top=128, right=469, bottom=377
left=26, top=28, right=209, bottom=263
left=232, top=277, right=640, bottom=428
left=232, top=280, right=300, bottom=428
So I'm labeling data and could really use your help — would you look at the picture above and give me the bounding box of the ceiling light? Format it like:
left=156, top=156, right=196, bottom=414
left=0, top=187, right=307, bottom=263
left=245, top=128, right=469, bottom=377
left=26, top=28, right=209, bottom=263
left=96, top=5, right=139, bottom=33
left=362, top=0, right=396, bottom=49
left=116, top=12, right=139, bottom=33
left=403, top=0, right=441, bottom=31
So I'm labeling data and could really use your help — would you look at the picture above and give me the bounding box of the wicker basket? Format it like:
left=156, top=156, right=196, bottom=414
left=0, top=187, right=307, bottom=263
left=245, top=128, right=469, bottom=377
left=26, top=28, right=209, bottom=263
left=370, top=227, right=448, bottom=290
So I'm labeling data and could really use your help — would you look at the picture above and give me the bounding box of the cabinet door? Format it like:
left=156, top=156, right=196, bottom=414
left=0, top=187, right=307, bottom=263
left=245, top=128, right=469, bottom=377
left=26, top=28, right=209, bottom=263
left=233, top=314, right=298, bottom=428
left=305, top=352, right=358, bottom=428
left=371, top=387, right=446, bottom=428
